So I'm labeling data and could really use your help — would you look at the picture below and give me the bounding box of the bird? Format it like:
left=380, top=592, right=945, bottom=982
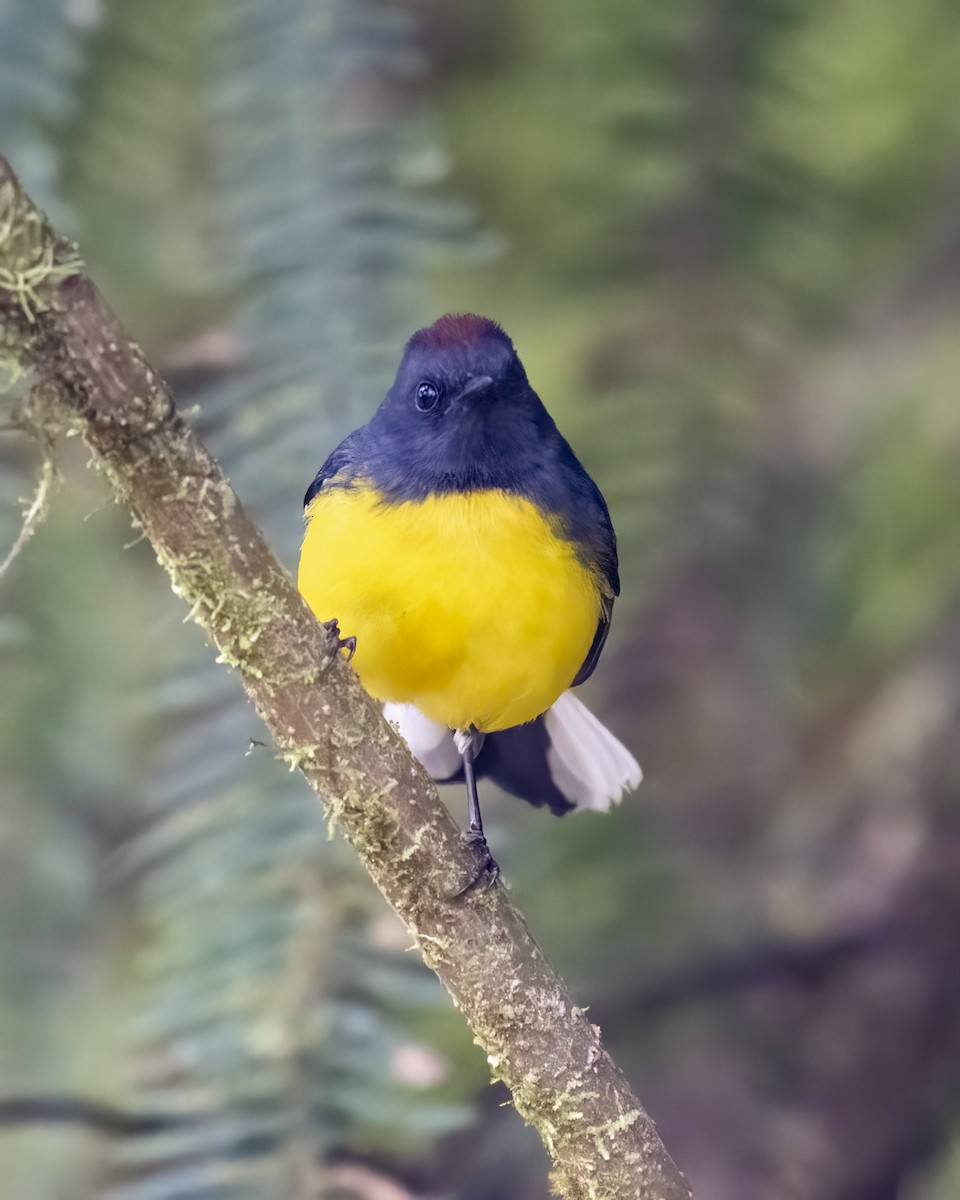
left=298, top=313, right=640, bottom=887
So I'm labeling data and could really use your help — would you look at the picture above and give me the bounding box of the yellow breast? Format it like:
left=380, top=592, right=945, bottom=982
left=298, top=485, right=602, bottom=732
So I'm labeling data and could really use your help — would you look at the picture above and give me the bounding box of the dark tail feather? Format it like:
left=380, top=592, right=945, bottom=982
left=473, top=719, right=575, bottom=815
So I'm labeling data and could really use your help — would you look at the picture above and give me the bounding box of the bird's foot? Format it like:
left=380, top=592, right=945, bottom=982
left=321, top=618, right=357, bottom=662
left=450, top=827, right=500, bottom=899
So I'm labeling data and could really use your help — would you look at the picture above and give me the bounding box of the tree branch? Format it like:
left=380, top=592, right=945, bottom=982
left=0, top=157, right=692, bottom=1200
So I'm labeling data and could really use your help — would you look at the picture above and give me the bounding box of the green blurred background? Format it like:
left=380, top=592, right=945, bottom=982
left=3, top=2, right=960, bottom=1198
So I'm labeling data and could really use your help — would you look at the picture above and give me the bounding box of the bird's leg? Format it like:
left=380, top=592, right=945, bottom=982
left=321, top=618, right=357, bottom=662
left=456, top=727, right=486, bottom=837
left=451, top=727, right=499, bottom=896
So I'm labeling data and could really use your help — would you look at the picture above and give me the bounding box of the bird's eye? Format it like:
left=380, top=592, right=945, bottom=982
left=415, top=380, right=440, bottom=412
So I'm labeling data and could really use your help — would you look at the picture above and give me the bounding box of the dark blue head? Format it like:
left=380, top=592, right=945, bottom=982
left=306, top=312, right=619, bottom=597
left=402, top=313, right=527, bottom=401
left=366, top=314, right=559, bottom=497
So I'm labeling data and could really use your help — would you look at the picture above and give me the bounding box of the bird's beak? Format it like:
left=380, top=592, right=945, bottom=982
left=456, top=374, right=495, bottom=403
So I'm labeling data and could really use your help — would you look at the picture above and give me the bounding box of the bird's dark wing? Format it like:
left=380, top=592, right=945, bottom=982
left=572, top=591, right=613, bottom=687
left=303, top=428, right=367, bottom=508
left=557, top=456, right=619, bottom=688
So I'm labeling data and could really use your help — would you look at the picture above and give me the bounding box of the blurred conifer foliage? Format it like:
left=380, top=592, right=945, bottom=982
left=5, top=0, right=960, bottom=1199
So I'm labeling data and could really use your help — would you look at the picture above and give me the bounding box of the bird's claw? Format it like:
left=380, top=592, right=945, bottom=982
left=450, top=828, right=500, bottom=900
left=322, top=619, right=357, bottom=662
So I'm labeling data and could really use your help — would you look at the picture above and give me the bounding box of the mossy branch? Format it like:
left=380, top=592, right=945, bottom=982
left=0, top=156, right=693, bottom=1200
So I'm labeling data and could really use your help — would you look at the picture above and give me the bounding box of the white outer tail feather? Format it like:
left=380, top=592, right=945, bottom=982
left=383, top=701, right=462, bottom=779
left=384, top=692, right=641, bottom=812
left=543, top=691, right=641, bottom=811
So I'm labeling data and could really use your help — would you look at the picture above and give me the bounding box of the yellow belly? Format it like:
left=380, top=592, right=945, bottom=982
left=298, top=485, right=601, bottom=732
